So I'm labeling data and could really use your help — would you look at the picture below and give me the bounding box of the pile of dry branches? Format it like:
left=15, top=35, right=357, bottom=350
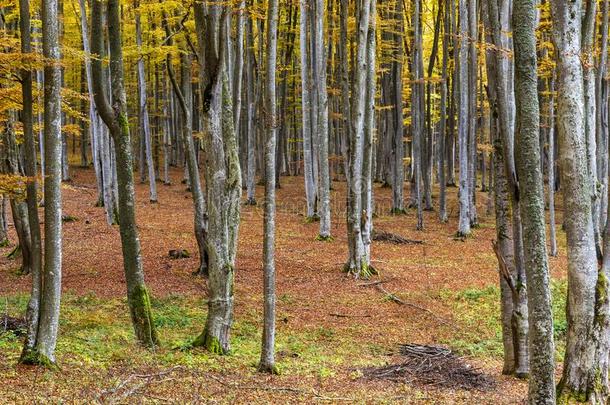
left=362, top=344, right=495, bottom=391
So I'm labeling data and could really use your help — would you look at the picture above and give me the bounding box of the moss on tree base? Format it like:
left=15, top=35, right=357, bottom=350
left=128, top=284, right=159, bottom=348
left=343, top=262, right=377, bottom=279
left=305, top=215, right=320, bottom=224
left=192, top=330, right=228, bottom=355
left=258, top=362, right=280, bottom=375
left=316, top=234, right=334, bottom=242
left=19, top=349, right=59, bottom=370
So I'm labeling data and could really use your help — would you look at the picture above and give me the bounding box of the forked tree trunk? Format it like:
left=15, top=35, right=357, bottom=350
left=484, top=0, right=529, bottom=379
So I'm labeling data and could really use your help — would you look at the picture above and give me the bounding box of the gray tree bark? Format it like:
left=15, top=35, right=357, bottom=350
left=22, top=0, right=63, bottom=366
left=315, top=0, right=332, bottom=240
left=192, top=4, right=242, bottom=354
left=551, top=0, right=610, bottom=401
left=345, top=0, right=374, bottom=278
left=18, top=0, right=43, bottom=361
left=91, top=0, right=158, bottom=348
left=135, top=1, right=158, bottom=203
left=513, top=0, right=556, bottom=400
left=456, top=0, right=470, bottom=236
left=259, top=0, right=279, bottom=373
left=300, top=0, right=318, bottom=220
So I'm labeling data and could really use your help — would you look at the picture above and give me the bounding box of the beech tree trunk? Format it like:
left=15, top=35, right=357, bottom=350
left=91, top=0, right=158, bottom=348
left=21, top=0, right=63, bottom=366
left=135, top=2, right=157, bottom=203
left=192, top=4, right=242, bottom=354
left=315, top=0, right=332, bottom=240
left=18, top=0, right=43, bottom=360
left=345, top=0, right=374, bottom=278
left=456, top=0, right=470, bottom=236
left=513, top=0, right=556, bottom=400
left=300, top=0, right=318, bottom=219
left=259, top=0, right=279, bottom=373
left=551, top=0, right=610, bottom=401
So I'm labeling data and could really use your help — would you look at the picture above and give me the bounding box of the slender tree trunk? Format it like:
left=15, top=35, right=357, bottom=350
left=135, top=2, right=158, bottom=203
left=412, top=0, right=425, bottom=230
left=259, top=0, right=279, bottom=373
left=391, top=0, right=405, bottom=214
left=245, top=12, right=257, bottom=205
left=548, top=72, right=558, bottom=257
left=457, top=0, right=470, bottom=236
left=91, top=0, right=158, bottom=348
left=18, top=0, right=43, bottom=360
left=315, top=0, right=332, bottom=240
left=597, top=0, right=609, bottom=239
left=438, top=0, right=449, bottom=222
left=513, top=0, right=556, bottom=400
left=345, top=0, right=374, bottom=278
left=23, top=0, right=63, bottom=366
left=300, top=0, right=318, bottom=219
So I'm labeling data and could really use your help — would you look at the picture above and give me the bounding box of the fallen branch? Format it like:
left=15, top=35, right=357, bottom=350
left=372, top=229, right=424, bottom=245
left=206, top=373, right=355, bottom=401
left=329, top=313, right=372, bottom=318
left=360, top=281, right=453, bottom=327
left=96, top=366, right=185, bottom=404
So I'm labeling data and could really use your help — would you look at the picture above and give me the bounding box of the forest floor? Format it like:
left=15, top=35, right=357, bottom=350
left=0, top=166, right=569, bottom=404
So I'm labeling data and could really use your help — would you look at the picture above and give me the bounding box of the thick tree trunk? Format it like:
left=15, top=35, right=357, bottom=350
left=193, top=5, right=242, bottom=354
left=551, top=0, right=610, bottom=401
